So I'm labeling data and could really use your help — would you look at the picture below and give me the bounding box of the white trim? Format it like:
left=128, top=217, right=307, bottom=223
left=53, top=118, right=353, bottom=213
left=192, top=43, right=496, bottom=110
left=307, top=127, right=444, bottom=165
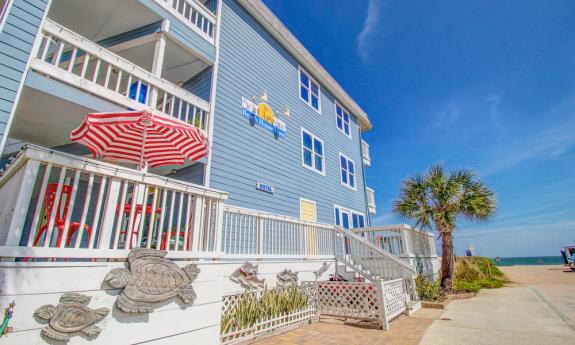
left=237, top=0, right=371, bottom=130
left=335, top=101, right=352, bottom=139
left=0, top=0, right=14, bottom=34
left=0, top=0, right=52, bottom=156
left=338, top=152, right=357, bottom=191
left=204, top=0, right=224, bottom=188
left=333, top=204, right=366, bottom=229
left=298, top=66, right=321, bottom=114
left=300, top=127, right=326, bottom=176
left=299, top=197, right=317, bottom=221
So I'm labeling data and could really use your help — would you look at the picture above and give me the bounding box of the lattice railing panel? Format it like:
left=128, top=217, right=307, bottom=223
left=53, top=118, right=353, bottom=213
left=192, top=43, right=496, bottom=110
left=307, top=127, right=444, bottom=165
left=383, top=278, right=406, bottom=319
left=308, top=281, right=380, bottom=320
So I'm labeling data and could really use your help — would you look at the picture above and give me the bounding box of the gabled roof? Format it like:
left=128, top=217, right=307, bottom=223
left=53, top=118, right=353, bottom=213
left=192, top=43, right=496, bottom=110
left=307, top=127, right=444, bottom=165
left=236, top=0, right=373, bottom=131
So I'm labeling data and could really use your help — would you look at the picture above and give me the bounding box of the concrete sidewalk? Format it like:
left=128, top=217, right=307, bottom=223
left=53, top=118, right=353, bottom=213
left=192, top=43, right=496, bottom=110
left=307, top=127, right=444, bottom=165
left=419, top=266, right=575, bottom=345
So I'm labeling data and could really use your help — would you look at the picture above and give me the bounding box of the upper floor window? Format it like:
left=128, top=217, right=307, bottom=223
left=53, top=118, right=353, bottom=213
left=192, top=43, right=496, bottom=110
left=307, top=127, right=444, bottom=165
left=299, top=68, right=321, bottom=112
left=302, top=128, right=325, bottom=175
left=336, top=103, right=351, bottom=138
left=339, top=153, right=356, bottom=190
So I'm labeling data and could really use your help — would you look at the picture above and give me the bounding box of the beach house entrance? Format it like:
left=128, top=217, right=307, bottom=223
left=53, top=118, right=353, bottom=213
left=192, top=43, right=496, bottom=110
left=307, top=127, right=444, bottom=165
left=300, top=198, right=318, bottom=255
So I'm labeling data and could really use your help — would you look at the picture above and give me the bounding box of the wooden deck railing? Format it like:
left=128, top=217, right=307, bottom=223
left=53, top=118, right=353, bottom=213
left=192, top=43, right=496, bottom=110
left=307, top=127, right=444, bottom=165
left=153, top=0, right=217, bottom=44
left=221, top=205, right=335, bottom=258
left=30, top=19, right=210, bottom=132
left=0, top=145, right=228, bottom=260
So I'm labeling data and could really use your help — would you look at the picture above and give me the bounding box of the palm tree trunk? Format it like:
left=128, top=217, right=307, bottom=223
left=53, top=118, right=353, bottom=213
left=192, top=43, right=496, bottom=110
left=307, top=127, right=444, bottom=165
left=440, top=231, right=454, bottom=291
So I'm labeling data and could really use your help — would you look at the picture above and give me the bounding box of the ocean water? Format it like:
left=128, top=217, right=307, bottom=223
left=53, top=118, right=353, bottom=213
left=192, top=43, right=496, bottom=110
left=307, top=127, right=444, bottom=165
left=493, top=256, right=564, bottom=266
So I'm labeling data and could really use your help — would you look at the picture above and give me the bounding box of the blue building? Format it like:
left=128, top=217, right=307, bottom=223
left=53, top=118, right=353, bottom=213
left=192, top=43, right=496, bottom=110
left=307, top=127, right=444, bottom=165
left=0, top=0, right=377, bottom=230
left=0, top=2, right=435, bottom=344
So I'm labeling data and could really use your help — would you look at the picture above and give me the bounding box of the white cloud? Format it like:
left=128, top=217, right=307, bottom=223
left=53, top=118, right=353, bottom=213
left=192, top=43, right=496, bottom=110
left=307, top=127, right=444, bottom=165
left=434, top=102, right=460, bottom=128
left=357, top=0, right=382, bottom=63
left=371, top=212, right=396, bottom=226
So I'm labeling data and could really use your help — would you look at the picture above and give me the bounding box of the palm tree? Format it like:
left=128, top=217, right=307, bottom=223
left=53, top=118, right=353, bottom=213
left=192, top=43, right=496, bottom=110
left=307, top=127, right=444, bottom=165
left=393, top=164, right=496, bottom=291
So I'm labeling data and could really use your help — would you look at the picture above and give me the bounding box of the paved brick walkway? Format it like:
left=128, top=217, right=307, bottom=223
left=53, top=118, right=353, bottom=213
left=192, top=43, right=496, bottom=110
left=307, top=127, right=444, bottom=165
left=253, top=308, right=441, bottom=345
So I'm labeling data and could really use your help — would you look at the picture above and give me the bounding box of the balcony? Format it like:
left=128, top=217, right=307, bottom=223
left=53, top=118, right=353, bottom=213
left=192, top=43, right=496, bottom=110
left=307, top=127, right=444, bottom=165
left=30, top=19, right=210, bottom=133
left=361, top=140, right=371, bottom=167
left=367, top=187, right=376, bottom=214
left=153, top=0, right=217, bottom=45
left=0, top=145, right=227, bottom=258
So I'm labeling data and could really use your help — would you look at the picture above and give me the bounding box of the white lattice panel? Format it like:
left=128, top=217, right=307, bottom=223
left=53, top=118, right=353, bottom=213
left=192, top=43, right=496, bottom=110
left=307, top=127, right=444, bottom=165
left=383, top=278, right=406, bottom=319
left=221, top=307, right=316, bottom=344
left=306, top=281, right=380, bottom=320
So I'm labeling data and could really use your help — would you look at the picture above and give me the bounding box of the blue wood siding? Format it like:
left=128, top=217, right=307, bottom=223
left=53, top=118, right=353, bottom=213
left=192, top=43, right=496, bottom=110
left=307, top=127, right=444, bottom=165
left=0, top=0, right=48, bottom=152
left=184, top=66, right=213, bottom=102
left=139, top=0, right=216, bottom=63
left=209, top=0, right=369, bottom=223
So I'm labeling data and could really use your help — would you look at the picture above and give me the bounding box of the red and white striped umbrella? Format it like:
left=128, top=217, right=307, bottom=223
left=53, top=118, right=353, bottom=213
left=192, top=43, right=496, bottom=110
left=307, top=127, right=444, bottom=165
left=70, top=111, right=208, bottom=168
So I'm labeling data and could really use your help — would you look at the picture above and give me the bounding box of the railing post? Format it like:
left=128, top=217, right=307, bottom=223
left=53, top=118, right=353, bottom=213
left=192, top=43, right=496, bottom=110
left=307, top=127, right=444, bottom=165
left=257, top=216, right=265, bottom=254
left=98, top=178, right=122, bottom=250
left=190, top=195, right=205, bottom=252
left=4, top=160, right=40, bottom=246
left=375, top=278, right=389, bottom=331
left=401, top=227, right=411, bottom=256
left=213, top=199, right=225, bottom=253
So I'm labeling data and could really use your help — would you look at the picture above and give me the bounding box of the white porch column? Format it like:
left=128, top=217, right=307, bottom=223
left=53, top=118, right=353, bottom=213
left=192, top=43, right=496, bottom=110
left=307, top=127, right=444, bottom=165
left=148, top=20, right=169, bottom=107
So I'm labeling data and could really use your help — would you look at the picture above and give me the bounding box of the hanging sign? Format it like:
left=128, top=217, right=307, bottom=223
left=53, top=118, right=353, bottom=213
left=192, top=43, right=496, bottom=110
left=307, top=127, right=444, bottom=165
left=241, top=97, right=287, bottom=139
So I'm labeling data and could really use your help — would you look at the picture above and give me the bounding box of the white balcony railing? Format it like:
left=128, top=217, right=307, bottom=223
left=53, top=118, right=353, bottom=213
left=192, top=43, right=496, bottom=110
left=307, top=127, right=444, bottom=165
left=153, top=0, right=216, bottom=44
left=222, top=205, right=335, bottom=257
left=354, top=225, right=436, bottom=258
left=0, top=145, right=228, bottom=260
left=366, top=187, right=376, bottom=214
left=30, top=19, right=210, bottom=132
left=361, top=140, right=371, bottom=167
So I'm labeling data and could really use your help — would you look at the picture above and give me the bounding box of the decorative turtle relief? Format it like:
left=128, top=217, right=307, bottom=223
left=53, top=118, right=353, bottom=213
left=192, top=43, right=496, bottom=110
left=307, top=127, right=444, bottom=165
left=314, top=262, right=331, bottom=279
left=33, top=293, right=109, bottom=342
left=230, top=262, right=265, bottom=289
left=276, top=269, right=298, bottom=288
left=104, top=248, right=200, bottom=314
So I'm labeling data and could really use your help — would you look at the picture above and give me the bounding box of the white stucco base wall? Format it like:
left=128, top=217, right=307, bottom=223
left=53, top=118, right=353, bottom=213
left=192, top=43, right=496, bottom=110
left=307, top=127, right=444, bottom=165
left=0, top=258, right=335, bottom=345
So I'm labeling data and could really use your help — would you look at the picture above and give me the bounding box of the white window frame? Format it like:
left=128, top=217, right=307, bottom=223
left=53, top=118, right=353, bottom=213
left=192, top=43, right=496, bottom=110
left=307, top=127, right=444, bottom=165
left=334, top=204, right=366, bottom=229
left=298, top=67, right=321, bottom=114
left=335, top=101, right=352, bottom=139
left=339, top=153, right=357, bottom=190
left=301, top=127, right=326, bottom=176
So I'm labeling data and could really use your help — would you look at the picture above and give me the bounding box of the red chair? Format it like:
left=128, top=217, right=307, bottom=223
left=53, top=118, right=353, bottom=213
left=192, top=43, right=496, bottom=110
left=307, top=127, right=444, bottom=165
left=117, top=203, right=161, bottom=249
left=32, top=184, right=92, bottom=247
left=160, top=231, right=190, bottom=251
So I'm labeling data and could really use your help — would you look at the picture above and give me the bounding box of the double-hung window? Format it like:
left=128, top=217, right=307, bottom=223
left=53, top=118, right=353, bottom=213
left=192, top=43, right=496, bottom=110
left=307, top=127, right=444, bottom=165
left=302, top=128, right=325, bottom=175
left=299, top=68, right=321, bottom=112
left=339, top=153, right=356, bottom=190
left=336, top=103, right=351, bottom=138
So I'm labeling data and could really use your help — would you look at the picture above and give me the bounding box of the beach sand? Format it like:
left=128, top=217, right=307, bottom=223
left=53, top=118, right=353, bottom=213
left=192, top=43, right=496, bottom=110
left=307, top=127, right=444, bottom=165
left=419, top=265, right=575, bottom=345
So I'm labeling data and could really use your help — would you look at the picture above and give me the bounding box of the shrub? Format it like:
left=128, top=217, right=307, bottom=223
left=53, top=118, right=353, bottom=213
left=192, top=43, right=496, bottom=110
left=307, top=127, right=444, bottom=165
left=416, top=275, right=444, bottom=301
left=221, top=286, right=310, bottom=334
left=452, top=256, right=506, bottom=294
left=452, top=279, right=481, bottom=293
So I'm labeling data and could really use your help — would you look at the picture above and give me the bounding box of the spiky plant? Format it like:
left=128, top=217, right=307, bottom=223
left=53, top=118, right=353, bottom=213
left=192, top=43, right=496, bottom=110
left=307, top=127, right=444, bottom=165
left=393, top=164, right=496, bottom=292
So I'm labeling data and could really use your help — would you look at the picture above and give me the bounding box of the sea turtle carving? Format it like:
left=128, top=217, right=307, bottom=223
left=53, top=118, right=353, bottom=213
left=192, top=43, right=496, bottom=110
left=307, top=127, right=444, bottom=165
left=104, top=248, right=200, bottom=314
left=230, top=262, right=265, bottom=289
left=33, top=293, right=109, bottom=342
left=276, top=269, right=298, bottom=288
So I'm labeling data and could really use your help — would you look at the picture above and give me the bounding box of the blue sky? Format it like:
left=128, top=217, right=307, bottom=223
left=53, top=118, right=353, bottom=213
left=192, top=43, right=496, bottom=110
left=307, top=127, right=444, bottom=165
left=264, top=0, right=575, bottom=257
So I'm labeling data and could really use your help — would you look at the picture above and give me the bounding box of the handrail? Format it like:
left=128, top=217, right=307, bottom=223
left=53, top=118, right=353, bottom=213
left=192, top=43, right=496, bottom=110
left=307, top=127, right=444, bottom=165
left=223, top=205, right=334, bottom=228
left=153, top=0, right=216, bottom=44
left=0, top=145, right=228, bottom=199
left=335, top=226, right=415, bottom=273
